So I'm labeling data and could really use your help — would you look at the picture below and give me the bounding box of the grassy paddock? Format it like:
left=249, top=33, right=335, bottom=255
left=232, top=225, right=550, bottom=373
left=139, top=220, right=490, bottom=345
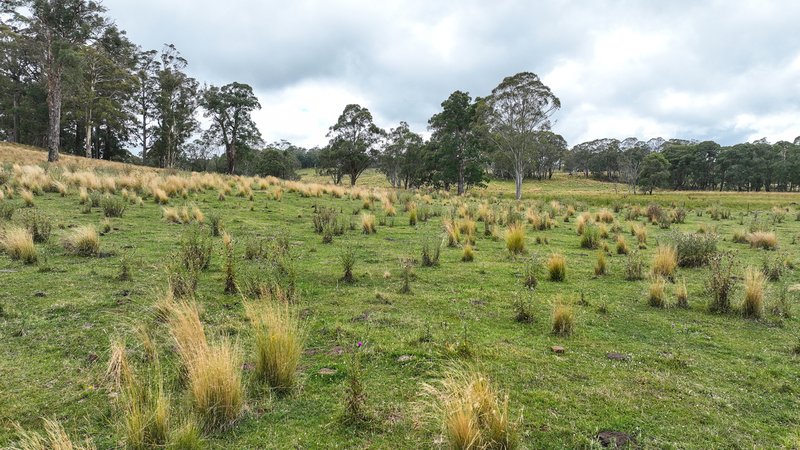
left=0, top=146, right=799, bottom=448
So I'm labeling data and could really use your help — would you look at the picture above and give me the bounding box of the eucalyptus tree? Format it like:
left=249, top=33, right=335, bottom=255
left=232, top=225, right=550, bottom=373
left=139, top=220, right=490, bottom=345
left=321, top=104, right=384, bottom=186
left=485, top=72, right=560, bottom=199
left=378, top=121, right=424, bottom=189
left=201, top=82, right=262, bottom=174
left=151, top=44, right=198, bottom=168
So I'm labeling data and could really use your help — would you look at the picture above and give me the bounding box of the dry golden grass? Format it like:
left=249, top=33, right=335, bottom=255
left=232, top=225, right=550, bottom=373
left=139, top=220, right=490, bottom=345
left=191, top=206, right=205, bottom=224
left=421, top=368, right=518, bottom=450
left=648, top=276, right=667, bottom=308
left=20, top=189, right=34, bottom=207
left=616, top=235, right=629, bottom=255
left=461, top=244, right=475, bottom=262
left=11, top=418, right=96, bottom=450
left=594, top=252, right=608, bottom=276
left=444, top=219, right=461, bottom=247
left=361, top=213, right=376, bottom=234
left=676, top=278, right=689, bottom=308
left=547, top=253, right=566, bottom=282
left=552, top=302, right=575, bottom=336
left=746, top=231, right=778, bottom=250
left=595, top=208, right=614, bottom=223
left=505, top=223, right=525, bottom=255
left=1, top=226, right=37, bottom=264
left=634, top=224, right=648, bottom=245
left=651, top=245, right=678, bottom=279
left=62, top=226, right=99, bottom=256
left=246, top=301, right=304, bottom=392
left=743, top=267, right=765, bottom=318
left=162, top=207, right=181, bottom=224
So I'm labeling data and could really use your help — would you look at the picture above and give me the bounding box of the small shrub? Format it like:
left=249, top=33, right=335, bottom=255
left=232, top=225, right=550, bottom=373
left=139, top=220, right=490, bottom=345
left=119, top=254, right=132, bottom=281
left=1, top=226, right=37, bottom=264
left=648, top=276, right=667, bottom=308
left=62, top=226, right=99, bottom=256
left=399, top=257, right=414, bottom=294
left=762, top=253, right=786, bottom=281
left=675, top=278, right=688, bottom=307
left=512, top=293, right=534, bottom=323
left=246, top=301, right=304, bottom=393
left=651, top=245, right=678, bottom=280
left=505, top=223, right=525, bottom=255
left=672, top=232, right=718, bottom=268
left=547, top=253, right=566, bottom=282
left=0, top=202, right=16, bottom=221
left=223, top=232, right=236, bottom=294
left=770, top=284, right=793, bottom=319
left=747, top=231, right=778, bottom=250
left=708, top=252, right=737, bottom=313
left=624, top=251, right=645, bottom=281
left=409, top=207, right=417, bottom=226
left=552, top=303, right=575, bottom=336
left=101, top=196, right=126, bottom=218
left=343, top=345, right=369, bottom=425
left=180, top=226, right=212, bottom=271
left=742, top=267, right=765, bottom=319
left=580, top=226, right=600, bottom=249
left=594, top=252, right=608, bottom=276
left=461, top=244, right=474, bottom=262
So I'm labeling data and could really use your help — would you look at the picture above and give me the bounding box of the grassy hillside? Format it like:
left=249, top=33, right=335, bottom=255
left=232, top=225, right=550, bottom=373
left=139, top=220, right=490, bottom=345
left=0, top=145, right=799, bottom=448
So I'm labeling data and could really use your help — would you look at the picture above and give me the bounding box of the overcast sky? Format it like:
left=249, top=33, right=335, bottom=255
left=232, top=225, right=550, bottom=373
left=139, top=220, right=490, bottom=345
left=104, top=0, right=800, bottom=149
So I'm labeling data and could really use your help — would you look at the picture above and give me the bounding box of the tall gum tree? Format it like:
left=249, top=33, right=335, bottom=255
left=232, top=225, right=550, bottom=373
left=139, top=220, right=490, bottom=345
left=486, top=72, right=560, bottom=200
left=201, top=81, right=262, bottom=175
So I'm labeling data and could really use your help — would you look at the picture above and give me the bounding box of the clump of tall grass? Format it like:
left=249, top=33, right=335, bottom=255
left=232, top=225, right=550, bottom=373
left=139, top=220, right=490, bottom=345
left=20, top=189, right=34, bottom=207
left=101, top=196, right=126, bottom=218
left=746, top=231, right=778, bottom=250
left=648, top=276, right=667, bottom=308
left=595, top=208, right=614, bottom=223
left=153, top=188, right=169, bottom=205
left=522, top=255, right=539, bottom=289
left=361, top=213, right=376, bottom=234
left=18, top=209, right=51, bottom=243
left=11, top=418, right=95, bottom=450
left=421, top=239, right=441, bottom=267
left=624, top=251, right=644, bottom=281
left=421, top=368, right=518, bottom=450
left=552, top=302, right=575, bottom=336
left=444, top=219, right=461, bottom=247
left=634, top=224, right=648, bottom=246
left=575, top=212, right=592, bottom=235
left=461, top=244, right=474, bottom=262
left=547, top=253, right=566, bottom=282
left=762, top=253, right=786, bottom=281
left=651, top=245, right=677, bottom=280
left=162, top=207, right=181, bottom=224
left=167, top=300, right=243, bottom=431
left=180, top=226, right=212, bottom=271
left=742, top=267, right=765, bottom=319
left=62, top=226, right=99, bottom=256
left=399, top=257, right=414, bottom=294
left=580, top=225, right=600, bottom=249
left=594, top=252, right=608, bottom=276
left=340, top=246, right=356, bottom=283
left=1, top=226, right=37, bottom=265
left=616, top=235, right=629, bottom=255
left=223, top=232, right=236, bottom=294
left=708, top=252, right=737, bottom=313
left=676, top=278, right=688, bottom=308
left=246, top=301, right=304, bottom=393
left=505, top=223, right=525, bottom=255
left=208, top=214, right=222, bottom=237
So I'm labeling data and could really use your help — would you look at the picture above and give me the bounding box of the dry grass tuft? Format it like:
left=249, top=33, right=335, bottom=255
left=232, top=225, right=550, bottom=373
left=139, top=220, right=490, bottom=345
left=1, top=226, right=37, bottom=264
left=246, top=300, right=304, bottom=393
left=547, top=253, right=566, bottom=282
left=12, top=418, right=96, bottom=450
left=552, top=303, right=575, bottom=336
left=746, top=231, right=778, bottom=250
left=742, top=267, right=765, bottom=318
left=648, top=276, right=667, bottom=308
left=505, top=223, right=525, bottom=255
left=651, top=245, right=677, bottom=280
left=361, top=213, right=376, bottom=234
left=62, top=226, right=99, bottom=256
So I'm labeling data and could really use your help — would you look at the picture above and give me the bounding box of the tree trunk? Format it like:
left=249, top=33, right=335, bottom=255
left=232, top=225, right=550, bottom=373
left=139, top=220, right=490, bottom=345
left=226, top=142, right=236, bottom=174
left=514, top=171, right=523, bottom=200
left=84, top=113, right=92, bottom=158
left=11, top=93, right=20, bottom=143
left=457, top=161, right=465, bottom=195
left=46, top=67, right=63, bottom=162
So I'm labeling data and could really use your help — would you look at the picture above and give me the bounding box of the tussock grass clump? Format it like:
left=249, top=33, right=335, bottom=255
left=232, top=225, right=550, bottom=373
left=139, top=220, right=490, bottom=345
left=18, top=209, right=52, bottom=243
left=62, top=226, right=99, bottom=256
left=634, top=224, right=648, bottom=245
left=167, top=300, right=243, bottom=431
left=575, top=212, right=592, bottom=235
left=461, top=244, right=474, bottom=262
left=11, top=418, right=96, bottom=450
left=762, top=253, right=786, bottom=281
left=208, top=214, right=222, bottom=237
left=340, top=247, right=356, bottom=283
left=180, top=226, right=213, bottom=271
left=421, top=239, right=441, bottom=267
left=444, top=219, right=461, bottom=247
left=361, top=213, right=376, bottom=234
left=522, top=255, right=539, bottom=289
left=547, top=253, right=566, bottom=282
left=648, top=276, right=667, bottom=308
left=505, top=223, right=525, bottom=255
left=651, top=245, right=678, bottom=280
left=624, top=251, right=645, bottom=281
left=676, top=278, right=689, bottom=308
left=594, top=252, right=608, bottom=276
left=552, top=303, right=575, bottom=336
left=673, top=232, right=717, bottom=267
left=1, top=226, right=37, bottom=264
left=20, top=189, right=34, bottom=207
left=153, top=188, right=169, bottom=205
left=101, top=196, right=126, bottom=218
left=580, top=225, right=600, bottom=249
left=595, top=208, right=614, bottom=223
left=421, top=368, right=518, bottom=450
left=732, top=229, right=748, bottom=244
left=746, top=231, right=778, bottom=250
left=616, top=235, right=629, bottom=255
left=162, top=207, right=181, bottom=224
left=191, top=206, right=205, bottom=224
left=246, top=301, right=304, bottom=393
left=742, top=267, right=765, bottom=319
left=222, top=232, right=237, bottom=294
left=708, top=252, right=737, bottom=313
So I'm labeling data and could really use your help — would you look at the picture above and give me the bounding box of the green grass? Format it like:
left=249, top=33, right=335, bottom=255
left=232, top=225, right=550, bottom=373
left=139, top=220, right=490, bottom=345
left=1, top=163, right=800, bottom=448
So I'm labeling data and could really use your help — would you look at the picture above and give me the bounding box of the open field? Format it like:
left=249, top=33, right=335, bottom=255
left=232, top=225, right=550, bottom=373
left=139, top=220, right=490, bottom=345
left=1, top=144, right=800, bottom=448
